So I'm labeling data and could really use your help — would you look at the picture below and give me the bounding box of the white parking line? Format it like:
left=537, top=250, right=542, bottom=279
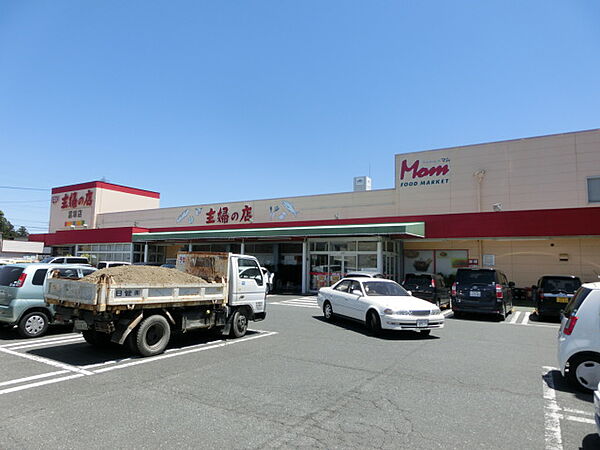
left=563, top=415, right=595, bottom=425
left=0, top=370, right=69, bottom=388
left=93, top=331, right=278, bottom=374
left=542, top=367, right=563, bottom=450
left=509, top=311, right=522, bottom=324
left=0, top=333, right=81, bottom=348
left=500, top=312, right=559, bottom=328
left=9, top=336, right=84, bottom=350
left=0, top=374, right=85, bottom=396
left=0, top=330, right=278, bottom=396
left=561, top=407, right=594, bottom=417
left=81, top=358, right=132, bottom=370
left=0, top=345, right=94, bottom=376
left=270, top=299, right=319, bottom=308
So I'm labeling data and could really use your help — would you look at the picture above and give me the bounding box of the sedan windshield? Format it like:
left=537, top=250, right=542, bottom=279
left=363, top=281, right=408, bottom=296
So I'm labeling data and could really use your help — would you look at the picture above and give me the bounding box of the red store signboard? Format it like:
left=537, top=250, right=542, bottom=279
left=60, top=190, right=94, bottom=209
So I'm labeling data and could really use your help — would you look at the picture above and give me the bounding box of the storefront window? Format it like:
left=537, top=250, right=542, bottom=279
left=403, top=249, right=468, bottom=276
left=310, top=254, right=329, bottom=290
left=330, top=241, right=356, bottom=252
left=358, top=254, right=377, bottom=271
left=76, top=243, right=133, bottom=265
left=358, top=241, right=377, bottom=251
left=311, top=242, right=328, bottom=252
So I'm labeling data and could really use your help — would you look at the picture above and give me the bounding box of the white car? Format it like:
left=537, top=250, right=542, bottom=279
left=558, top=282, right=600, bottom=392
left=317, top=277, right=444, bottom=335
left=97, top=261, right=131, bottom=269
left=594, top=382, right=600, bottom=435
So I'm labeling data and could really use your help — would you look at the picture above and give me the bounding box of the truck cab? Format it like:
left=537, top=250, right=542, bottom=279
left=232, top=255, right=267, bottom=321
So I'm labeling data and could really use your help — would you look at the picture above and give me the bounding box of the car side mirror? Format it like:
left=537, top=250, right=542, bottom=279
left=531, top=285, right=537, bottom=290
left=351, top=289, right=362, bottom=296
left=407, top=290, right=412, bottom=296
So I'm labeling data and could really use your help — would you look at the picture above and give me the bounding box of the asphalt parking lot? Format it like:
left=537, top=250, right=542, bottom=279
left=0, top=294, right=599, bottom=449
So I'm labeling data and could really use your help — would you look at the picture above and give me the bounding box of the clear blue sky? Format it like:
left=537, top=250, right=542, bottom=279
left=1, top=1, right=599, bottom=233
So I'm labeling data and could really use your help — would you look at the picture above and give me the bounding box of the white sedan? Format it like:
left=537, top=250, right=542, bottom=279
left=317, top=277, right=445, bottom=335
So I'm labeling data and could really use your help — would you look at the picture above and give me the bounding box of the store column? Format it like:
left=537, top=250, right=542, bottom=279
left=144, top=243, right=149, bottom=263
left=377, top=241, right=383, bottom=273
left=301, top=239, right=308, bottom=294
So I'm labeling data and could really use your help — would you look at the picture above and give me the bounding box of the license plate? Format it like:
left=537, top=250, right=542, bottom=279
left=416, top=319, right=429, bottom=327
left=74, top=319, right=89, bottom=331
left=556, top=297, right=569, bottom=303
left=470, top=290, right=481, bottom=297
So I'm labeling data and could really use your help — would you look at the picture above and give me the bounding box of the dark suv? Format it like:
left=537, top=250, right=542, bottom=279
left=402, top=273, right=450, bottom=308
left=532, top=275, right=581, bottom=318
left=452, top=268, right=514, bottom=320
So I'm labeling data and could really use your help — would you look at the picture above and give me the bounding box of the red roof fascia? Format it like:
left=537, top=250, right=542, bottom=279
left=29, top=227, right=149, bottom=246
left=52, top=182, right=160, bottom=199
left=147, top=206, right=600, bottom=238
left=29, top=207, right=600, bottom=246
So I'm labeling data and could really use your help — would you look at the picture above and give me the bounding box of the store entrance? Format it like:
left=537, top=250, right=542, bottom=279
left=308, top=238, right=400, bottom=291
left=243, top=242, right=303, bottom=293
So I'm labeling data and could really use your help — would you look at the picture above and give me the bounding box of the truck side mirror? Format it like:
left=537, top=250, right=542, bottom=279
left=508, top=282, right=515, bottom=288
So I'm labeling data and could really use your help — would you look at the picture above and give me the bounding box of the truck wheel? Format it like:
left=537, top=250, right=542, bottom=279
left=136, top=315, right=171, bottom=356
left=125, top=331, right=139, bottom=355
left=18, top=311, right=49, bottom=338
left=82, top=330, right=111, bottom=348
left=230, top=310, right=248, bottom=338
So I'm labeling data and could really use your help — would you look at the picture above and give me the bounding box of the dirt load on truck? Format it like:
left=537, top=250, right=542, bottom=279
left=79, top=265, right=207, bottom=284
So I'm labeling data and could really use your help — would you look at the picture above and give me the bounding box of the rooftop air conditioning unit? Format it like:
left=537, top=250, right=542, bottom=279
left=353, top=176, right=372, bottom=192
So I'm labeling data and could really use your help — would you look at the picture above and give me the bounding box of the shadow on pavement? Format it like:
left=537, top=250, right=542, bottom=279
left=19, top=329, right=261, bottom=367
left=313, top=316, right=440, bottom=341
left=450, top=312, right=504, bottom=323
left=529, top=312, right=561, bottom=324
left=0, top=324, right=74, bottom=341
left=543, top=369, right=593, bottom=403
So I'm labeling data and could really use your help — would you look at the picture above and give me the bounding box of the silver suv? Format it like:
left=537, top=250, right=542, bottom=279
left=0, top=264, right=96, bottom=337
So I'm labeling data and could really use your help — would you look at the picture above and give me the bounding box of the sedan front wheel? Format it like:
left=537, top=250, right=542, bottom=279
left=366, top=311, right=381, bottom=336
left=323, top=301, right=334, bottom=322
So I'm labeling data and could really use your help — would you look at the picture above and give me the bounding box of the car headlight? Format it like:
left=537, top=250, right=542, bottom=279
left=383, top=308, right=394, bottom=315
left=430, top=308, right=441, bottom=315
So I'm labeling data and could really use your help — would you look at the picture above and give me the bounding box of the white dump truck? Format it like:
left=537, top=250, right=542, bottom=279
left=45, top=252, right=267, bottom=356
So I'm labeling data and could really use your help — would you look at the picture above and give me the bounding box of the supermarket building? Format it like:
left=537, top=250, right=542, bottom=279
left=31, top=129, right=600, bottom=293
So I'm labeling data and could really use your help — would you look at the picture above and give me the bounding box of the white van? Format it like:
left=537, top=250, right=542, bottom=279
left=39, top=256, right=90, bottom=265
left=97, top=261, right=131, bottom=269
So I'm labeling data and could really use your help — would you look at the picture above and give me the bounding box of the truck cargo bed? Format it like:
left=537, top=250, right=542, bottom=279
left=46, top=279, right=226, bottom=311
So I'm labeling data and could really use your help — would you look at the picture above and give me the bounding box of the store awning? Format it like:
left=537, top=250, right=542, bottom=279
left=132, top=221, right=425, bottom=242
